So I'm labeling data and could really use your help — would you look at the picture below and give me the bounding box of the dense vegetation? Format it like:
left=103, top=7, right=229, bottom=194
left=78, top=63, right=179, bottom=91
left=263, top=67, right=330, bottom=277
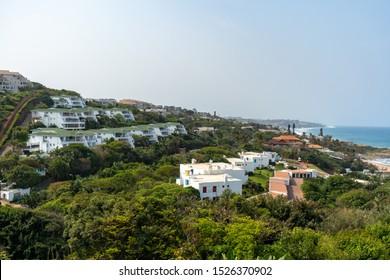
left=1, top=88, right=389, bottom=260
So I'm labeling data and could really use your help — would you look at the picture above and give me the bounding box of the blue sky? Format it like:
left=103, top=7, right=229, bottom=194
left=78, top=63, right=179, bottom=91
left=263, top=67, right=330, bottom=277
left=1, top=0, right=390, bottom=126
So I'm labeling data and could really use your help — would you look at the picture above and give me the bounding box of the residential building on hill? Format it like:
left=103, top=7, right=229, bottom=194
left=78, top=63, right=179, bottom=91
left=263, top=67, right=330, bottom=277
left=176, top=161, right=247, bottom=199
left=26, top=127, right=137, bottom=153
left=183, top=174, right=242, bottom=200
left=268, top=135, right=302, bottom=148
left=26, top=128, right=98, bottom=153
left=119, top=99, right=151, bottom=108
left=0, top=70, right=30, bottom=93
left=226, top=151, right=280, bottom=173
left=268, top=169, right=318, bottom=200
left=89, top=128, right=135, bottom=147
left=148, top=123, right=170, bottom=138
left=51, top=95, right=87, bottom=108
left=166, top=122, right=187, bottom=135
left=128, top=125, right=159, bottom=143
left=26, top=122, right=187, bottom=153
left=195, top=127, right=215, bottom=133
left=85, top=98, right=117, bottom=107
left=143, top=108, right=167, bottom=118
left=226, top=157, right=254, bottom=173
left=239, top=151, right=280, bottom=169
left=32, top=107, right=135, bottom=129
left=1, top=187, right=30, bottom=202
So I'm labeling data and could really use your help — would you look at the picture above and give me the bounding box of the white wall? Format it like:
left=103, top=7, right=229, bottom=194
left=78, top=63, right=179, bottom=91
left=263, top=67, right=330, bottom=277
left=1, top=188, right=30, bottom=201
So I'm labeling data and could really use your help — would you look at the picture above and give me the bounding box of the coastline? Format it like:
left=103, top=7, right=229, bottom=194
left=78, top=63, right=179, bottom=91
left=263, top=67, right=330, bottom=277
left=362, top=159, right=390, bottom=172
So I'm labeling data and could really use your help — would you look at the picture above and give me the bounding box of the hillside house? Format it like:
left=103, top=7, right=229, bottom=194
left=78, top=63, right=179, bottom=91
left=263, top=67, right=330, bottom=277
left=0, top=187, right=30, bottom=202
left=0, top=70, right=30, bottom=93
left=183, top=174, right=242, bottom=200
left=269, top=135, right=302, bottom=148
left=51, top=95, right=87, bottom=108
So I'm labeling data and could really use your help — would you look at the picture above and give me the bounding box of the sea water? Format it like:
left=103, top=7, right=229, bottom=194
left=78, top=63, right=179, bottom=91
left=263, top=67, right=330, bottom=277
left=296, top=126, right=390, bottom=166
left=296, top=126, right=390, bottom=149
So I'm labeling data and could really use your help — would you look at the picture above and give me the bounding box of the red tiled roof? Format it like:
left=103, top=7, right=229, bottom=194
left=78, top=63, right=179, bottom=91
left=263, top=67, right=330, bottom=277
left=272, top=135, right=300, bottom=141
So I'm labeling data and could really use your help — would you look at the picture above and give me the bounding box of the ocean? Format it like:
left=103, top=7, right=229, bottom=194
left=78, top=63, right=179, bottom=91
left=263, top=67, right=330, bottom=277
left=296, top=126, right=390, bottom=148
left=296, top=126, right=390, bottom=166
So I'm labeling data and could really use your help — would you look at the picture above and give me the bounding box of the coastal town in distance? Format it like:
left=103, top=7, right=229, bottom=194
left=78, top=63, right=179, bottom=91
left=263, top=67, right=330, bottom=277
left=1, top=70, right=390, bottom=261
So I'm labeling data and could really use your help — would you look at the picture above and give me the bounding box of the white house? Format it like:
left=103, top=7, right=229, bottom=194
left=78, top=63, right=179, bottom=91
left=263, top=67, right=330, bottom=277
left=238, top=151, right=280, bottom=169
left=0, top=187, right=30, bottom=202
left=0, top=70, right=30, bottom=93
left=226, top=157, right=255, bottom=173
left=51, top=95, right=87, bottom=108
left=184, top=174, right=242, bottom=200
left=176, top=161, right=246, bottom=199
left=178, top=161, right=247, bottom=184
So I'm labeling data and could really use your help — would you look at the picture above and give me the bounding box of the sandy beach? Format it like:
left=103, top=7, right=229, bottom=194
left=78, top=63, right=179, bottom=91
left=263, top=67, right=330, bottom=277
left=362, top=159, right=390, bottom=173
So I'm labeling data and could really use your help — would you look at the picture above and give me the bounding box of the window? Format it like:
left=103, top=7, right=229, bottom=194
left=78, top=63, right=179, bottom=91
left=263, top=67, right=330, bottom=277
left=213, top=186, right=217, bottom=192
left=202, top=186, right=207, bottom=193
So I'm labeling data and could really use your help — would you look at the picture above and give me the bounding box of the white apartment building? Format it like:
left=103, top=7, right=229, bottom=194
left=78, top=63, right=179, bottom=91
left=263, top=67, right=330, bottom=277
left=90, top=128, right=135, bottom=148
left=32, top=108, right=91, bottom=130
left=129, top=125, right=159, bottom=143
left=0, top=70, right=30, bottom=93
left=27, top=128, right=97, bottom=153
left=166, top=122, right=187, bottom=135
left=103, top=108, right=135, bottom=122
left=148, top=123, right=170, bottom=138
left=51, top=95, right=87, bottom=108
left=32, top=108, right=135, bottom=130
left=26, top=127, right=137, bottom=153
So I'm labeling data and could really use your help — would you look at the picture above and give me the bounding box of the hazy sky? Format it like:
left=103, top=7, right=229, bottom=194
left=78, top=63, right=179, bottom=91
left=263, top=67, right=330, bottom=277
left=1, top=0, right=390, bottom=126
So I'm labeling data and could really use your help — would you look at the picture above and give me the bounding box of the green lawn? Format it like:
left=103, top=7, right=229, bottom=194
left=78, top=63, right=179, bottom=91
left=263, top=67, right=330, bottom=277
left=249, top=168, right=274, bottom=186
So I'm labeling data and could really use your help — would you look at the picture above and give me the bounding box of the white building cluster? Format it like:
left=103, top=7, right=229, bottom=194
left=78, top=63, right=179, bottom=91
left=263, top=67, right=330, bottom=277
left=51, top=95, right=87, bottom=108
left=176, top=151, right=279, bottom=200
left=226, top=151, right=280, bottom=173
left=32, top=107, right=135, bottom=129
left=27, top=95, right=187, bottom=153
left=0, top=70, right=30, bottom=93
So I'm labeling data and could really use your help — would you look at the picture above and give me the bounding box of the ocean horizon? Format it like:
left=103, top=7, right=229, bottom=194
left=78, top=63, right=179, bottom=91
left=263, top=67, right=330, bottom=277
left=296, top=126, right=390, bottom=149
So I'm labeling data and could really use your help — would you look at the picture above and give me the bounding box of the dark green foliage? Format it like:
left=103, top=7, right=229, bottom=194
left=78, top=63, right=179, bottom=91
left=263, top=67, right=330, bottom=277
left=48, top=145, right=101, bottom=180
left=4, top=165, right=41, bottom=189
left=0, top=207, right=68, bottom=259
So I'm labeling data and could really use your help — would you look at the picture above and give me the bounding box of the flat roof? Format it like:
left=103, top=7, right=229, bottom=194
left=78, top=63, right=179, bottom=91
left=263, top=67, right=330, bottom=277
left=189, top=174, right=241, bottom=183
left=30, top=128, right=95, bottom=137
left=0, top=70, right=22, bottom=76
left=182, top=162, right=242, bottom=171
